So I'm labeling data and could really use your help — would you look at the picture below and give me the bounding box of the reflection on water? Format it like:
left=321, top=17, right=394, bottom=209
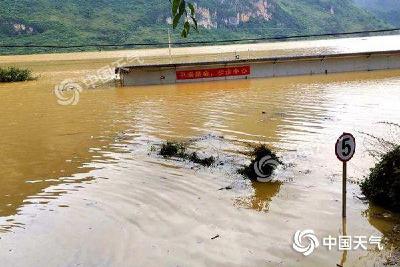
left=235, top=181, right=282, bottom=212
left=366, top=205, right=400, bottom=246
left=0, top=74, right=132, bottom=217
left=0, top=48, right=400, bottom=266
left=339, top=218, right=348, bottom=267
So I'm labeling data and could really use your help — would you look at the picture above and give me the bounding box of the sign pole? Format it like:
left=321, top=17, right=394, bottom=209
left=342, top=161, right=347, bottom=218
left=335, top=132, right=355, bottom=219
left=168, top=29, right=172, bottom=63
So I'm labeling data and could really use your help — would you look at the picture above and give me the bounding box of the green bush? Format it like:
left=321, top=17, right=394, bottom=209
left=159, top=141, right=187, bottom=158
left=0, top=67, right=35, bottom=82
left=238, top=145, right=282, bottom=181
left=361, top=146, right=400, bottom=212
left=188, top=152, right=215, bottom=167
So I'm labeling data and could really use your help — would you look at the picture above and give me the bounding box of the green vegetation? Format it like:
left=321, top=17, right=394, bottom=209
left=171, top=0, right=198, bottom=37
left=160, top=141, right=187, bottom=158
left=353, top=0, right=400, bottom=26
left=238, top=145, right=282, bottom=181
left=188, top=152, right=215, bottom=167
left=361, top=146, right=400, bottom=212
left=0, top=0, right=391, bottom=55
left=0, top=67, right=35, bottom=82
left=159, top=141, right=215, bottom=167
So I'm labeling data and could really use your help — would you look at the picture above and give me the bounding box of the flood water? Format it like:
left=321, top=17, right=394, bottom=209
left=0, top=39, right=400, bottom=266
left=1, top=35, right=400, bottom=66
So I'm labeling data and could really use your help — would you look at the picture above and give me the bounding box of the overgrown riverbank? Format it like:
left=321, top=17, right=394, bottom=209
left=361, top=122, right=400, bottom=212
left=361, top=145, right=400, bottom=212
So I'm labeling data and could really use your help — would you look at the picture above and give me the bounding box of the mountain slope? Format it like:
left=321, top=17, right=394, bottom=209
left=0, top=0, right=390, bottom=55
left=353, top=0, right=400, bottom=26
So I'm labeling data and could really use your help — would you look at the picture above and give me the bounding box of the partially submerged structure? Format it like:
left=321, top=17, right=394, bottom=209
left=116, top=36, right=400, bottom=86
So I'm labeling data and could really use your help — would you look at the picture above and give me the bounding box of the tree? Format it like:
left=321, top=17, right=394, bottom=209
left=170, top=0, right=198, bottom=37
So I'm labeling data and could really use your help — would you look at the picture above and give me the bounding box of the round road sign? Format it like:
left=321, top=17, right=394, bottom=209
left=335, top=133, right=356, bottom=162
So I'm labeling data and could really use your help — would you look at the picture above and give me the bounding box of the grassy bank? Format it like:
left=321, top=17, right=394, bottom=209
left=0, top=67, right=35, bottom=82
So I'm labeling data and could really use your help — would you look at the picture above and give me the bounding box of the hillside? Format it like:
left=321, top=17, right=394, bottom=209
left=353, top=0, right=400, bottom=26
left=0, top=0, right=390, bottom=55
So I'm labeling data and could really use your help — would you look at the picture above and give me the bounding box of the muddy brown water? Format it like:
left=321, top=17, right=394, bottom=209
left=0, top=38, right=400, bottom=266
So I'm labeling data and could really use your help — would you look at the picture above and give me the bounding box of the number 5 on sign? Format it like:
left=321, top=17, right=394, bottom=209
left=335, top=133, right=356, bottom=218
left=336, top=133, right=356, bottom=162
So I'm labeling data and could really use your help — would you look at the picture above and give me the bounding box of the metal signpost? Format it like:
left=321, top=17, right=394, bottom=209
left=335, top=133, right=356, bottom=218
left=168, top=29, right=173, bottom=63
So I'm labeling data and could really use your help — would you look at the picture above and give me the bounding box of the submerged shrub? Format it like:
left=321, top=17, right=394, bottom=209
left=159, top=141, right=216, bottom=167
left=361, top=146, right=400, bottom=212
left=0, top=67, right=35, bottom=82
left=189, top=152, right=215, bottom=167
left=159, top=142, right=187, bottom=158
left=238, top=144, right=282, bottom=181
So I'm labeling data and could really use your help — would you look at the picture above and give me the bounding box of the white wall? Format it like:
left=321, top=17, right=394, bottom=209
left=121, top=53, right=400, bottom=86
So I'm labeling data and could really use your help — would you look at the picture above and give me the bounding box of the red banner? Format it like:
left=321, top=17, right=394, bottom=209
left=176, top=66, right=250, bottom=80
